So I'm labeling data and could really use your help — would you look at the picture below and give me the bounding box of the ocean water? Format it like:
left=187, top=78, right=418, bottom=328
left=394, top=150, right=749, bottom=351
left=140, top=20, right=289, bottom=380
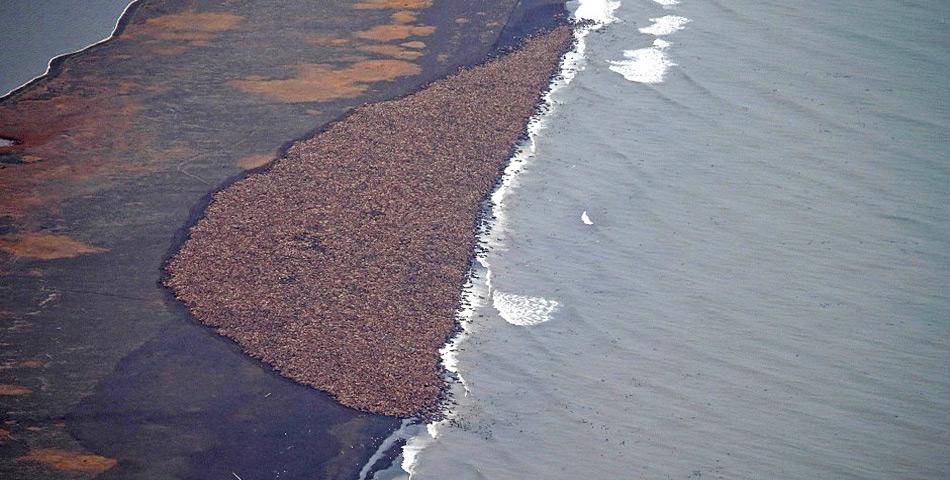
left=4, top=1, right=948, bottom=478
left=0, top=0, right=133, bottom=96
left=392, top=0, right=950, bottom=478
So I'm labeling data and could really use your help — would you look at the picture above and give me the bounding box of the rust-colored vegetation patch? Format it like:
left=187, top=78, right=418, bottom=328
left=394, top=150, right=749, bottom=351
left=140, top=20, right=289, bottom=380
left=392, top=11, right=418, bottom=24
left=307, top=35, right=351, bottom=46
left=132, top=11, right=243, bottom=45
left=0, top=234, right=106, bottom=260
left=166, top=26, right=574, bottom=417
left=18, top=448, right=117, bottom=474
left=236, top=154, right=274, bottom=170
left=353, top=24, right=436, bottom=42
left=354, top=0, right=432, bottom=9
left=0, top=72, right=143, bottom=222
left=230, top=60, right=420, bottom=103
left=357, top=44, right=424, bottom=60
left=2, top=360, right=47, bottom=369
left=295, top=2, right=433, bottom=95
left=0, top=384, right=32, bottom=396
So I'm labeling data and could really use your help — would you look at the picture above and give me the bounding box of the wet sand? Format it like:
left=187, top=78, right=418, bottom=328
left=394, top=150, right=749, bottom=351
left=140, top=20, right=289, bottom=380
left=0, top=0, right=566, bottom=478
left=166, top=25, right=575, bottom=417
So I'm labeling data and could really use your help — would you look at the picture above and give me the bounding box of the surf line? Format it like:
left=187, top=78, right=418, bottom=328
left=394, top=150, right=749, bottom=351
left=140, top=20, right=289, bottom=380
left=608, top=4, right=691, bottom=84
left=376, top=2, right=622, bottom=477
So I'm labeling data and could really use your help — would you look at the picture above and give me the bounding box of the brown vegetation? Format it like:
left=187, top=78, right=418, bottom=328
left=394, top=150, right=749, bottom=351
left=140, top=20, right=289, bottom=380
left=12, top=360, right=47, bottom=369
left=230, top=60, right=421, bottom=103
left=353, top=24, right=436, bottom=42
left=18, top=449, right=117, bottom=475
left=307, top=35, right=351, bottom=46
left=354, top=0, right=433, bottom=10
left=392, top=11, right=418, bottom=24
left=131, top=11, right=243, bottom=45
left=0, top=73, right=143, bottom=221
left=0, top=384, right=32, bottom=396
left=236, top=154, right=275, bottom=170
left=0, top=234, right=106, bottom=260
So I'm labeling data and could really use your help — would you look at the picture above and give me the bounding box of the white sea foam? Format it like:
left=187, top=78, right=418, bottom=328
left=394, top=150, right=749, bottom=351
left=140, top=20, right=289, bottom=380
left=394, top=6, right=610, bottom=477
left=358, top=419, right=416, bottom=480
left=572, top=0, right=621, bottom=25
left=639, top=15, right=691, bottom=36
left=491, top=1, right=611, bottom=235
left=581, top=211, right=594, bottom=224
left=400, top=430, right=430, bottom=477
left=493, top=291, right=560, bottom=326
left=652, top=0, right=680, bottom=7
left=608, top=39, right=675, bottom=84
left=562, top=0, right=625, bottom=84
left=609, top=11, right=689, bottom=84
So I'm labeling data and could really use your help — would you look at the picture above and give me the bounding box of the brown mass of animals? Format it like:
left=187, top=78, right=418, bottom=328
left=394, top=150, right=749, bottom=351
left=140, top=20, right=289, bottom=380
left=165, top=26, right=573, bottom=417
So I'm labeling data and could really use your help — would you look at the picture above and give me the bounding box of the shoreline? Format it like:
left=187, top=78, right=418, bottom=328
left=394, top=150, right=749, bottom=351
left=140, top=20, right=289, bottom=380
left=395, top=10, right=608, bottom=474
left=165, top=25, right=576, bottom=418
left=0, top=0, right=141, bottom=101
left=0, top=1, right=572, bottom=478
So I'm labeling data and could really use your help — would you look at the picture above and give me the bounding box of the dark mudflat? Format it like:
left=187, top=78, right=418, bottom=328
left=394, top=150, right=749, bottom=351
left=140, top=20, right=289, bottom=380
left=0, top=0, right=566, bottom=478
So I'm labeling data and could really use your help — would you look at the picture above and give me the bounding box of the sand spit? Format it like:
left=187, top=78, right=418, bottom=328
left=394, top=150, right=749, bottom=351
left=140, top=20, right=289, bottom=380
left=166, top=26, right=573, bottom=417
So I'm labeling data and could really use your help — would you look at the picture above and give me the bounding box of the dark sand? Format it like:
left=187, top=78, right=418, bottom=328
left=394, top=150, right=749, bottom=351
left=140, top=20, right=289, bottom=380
left=0, top=0, right=567, bottom=478
left=166, top=26, right=574, bottom=417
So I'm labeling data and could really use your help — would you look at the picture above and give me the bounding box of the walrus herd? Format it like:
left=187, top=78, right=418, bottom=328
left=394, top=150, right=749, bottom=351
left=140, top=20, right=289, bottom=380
left=165, top=25, right=574, bottom=417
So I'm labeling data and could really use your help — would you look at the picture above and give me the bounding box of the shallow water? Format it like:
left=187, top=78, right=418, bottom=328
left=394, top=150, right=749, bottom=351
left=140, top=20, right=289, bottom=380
left=402, top=0, right=950, bottom=478
left=0, top=0, right=133, bottom=96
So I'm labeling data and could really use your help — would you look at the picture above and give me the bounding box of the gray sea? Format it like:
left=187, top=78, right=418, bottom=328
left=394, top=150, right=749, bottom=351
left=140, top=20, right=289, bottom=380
left=0, top=0, right=132, bottom=96
left=392, top=0, right=950, bottom=478
left=3, top=0, right=948, bottom=479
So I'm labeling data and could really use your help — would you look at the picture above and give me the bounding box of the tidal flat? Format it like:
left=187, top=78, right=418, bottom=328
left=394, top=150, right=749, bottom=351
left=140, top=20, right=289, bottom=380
left=0, top=1, right=566, bottom=478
